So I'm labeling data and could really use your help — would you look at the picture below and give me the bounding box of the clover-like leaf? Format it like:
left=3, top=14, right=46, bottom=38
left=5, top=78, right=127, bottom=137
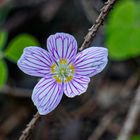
left=0, top=60, right=7, bottom=88
left=5, top=34, right=40, bottom=63
left=105, top=0, right=140, bottom=60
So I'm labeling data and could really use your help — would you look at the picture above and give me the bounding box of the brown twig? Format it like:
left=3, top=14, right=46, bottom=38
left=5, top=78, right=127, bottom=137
left=19, top=112, right=40, bottom=140
left=0, top=107, right=30, bottom=136
left=79, top=0, right=117, bottom=51
left=117, top=85, right=140, bottom=140
left=86, top=71, right=139, bottom=140
left=88, top=111, right=116, bottom=140
left=18, top=0, right=117, bottom=139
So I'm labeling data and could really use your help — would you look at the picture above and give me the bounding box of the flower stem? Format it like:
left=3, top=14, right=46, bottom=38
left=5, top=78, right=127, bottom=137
left=19, top=112, right=40, bottom=140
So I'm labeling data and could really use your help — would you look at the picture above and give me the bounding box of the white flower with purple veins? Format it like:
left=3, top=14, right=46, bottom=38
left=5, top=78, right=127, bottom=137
left=17, top=33, right=108, bottom=115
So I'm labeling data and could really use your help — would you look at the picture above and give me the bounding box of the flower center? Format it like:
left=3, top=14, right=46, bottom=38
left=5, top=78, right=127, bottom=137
left=51, top=59, right=74, bottom=83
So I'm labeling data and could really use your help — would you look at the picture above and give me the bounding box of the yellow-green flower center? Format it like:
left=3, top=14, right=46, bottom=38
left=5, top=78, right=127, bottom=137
left=51, top=59, right=75, bottom=83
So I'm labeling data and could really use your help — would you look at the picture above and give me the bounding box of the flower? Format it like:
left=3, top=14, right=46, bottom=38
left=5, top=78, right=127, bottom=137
left=17, top=33, right=108, bottom=115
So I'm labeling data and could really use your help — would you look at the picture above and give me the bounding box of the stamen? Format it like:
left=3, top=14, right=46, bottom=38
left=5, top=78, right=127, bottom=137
left=59, top=59, right=67, bottom=64
left=53, top=75, right=62, bottom=83
left=65, top=75, right=73, bottom=83
left=51, top=63, right=57, bottom=73
left=51, top=59, right=75, bottom=83
left=69, top=64, right=75, bottom=74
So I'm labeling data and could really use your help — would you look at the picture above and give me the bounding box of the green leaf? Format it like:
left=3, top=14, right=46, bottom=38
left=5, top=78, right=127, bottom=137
left=0, top=60, right=7, bottom=88
left=105, top=0, right=140, bottom=60
left=131, top=135, right=140, bottom=140
left=0, top=31, right=8, bottom=50
left=5, top=34, right=40, bottom=63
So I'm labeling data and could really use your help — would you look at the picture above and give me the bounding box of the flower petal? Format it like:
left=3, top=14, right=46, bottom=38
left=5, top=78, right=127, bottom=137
left=64, top=75, right=90, bottom=98
left=47, top=33, right=77, bottom=62
left=32, top=75, right=64, bottom=115
left=74, top=47, right=108, bottom=77
left=17, top=47, right=53, bottom=77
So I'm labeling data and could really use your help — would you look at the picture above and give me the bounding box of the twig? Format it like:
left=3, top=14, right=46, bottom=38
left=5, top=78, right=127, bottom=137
left=80, top=0, right=117, bottom=51
left=19, top=112, right=40, bottom=140
left=0, top=107, right=29, bottom=135
left=118, top=85, right=140, bottom=140
left=86, top=71, right=139, bottom=140
left=0, top=85, right=31, bottom=98
left=88, top=111, right=116, bottom=140
left=120, top=70, right=140, bottom=98
left=18, top=0, right=117, bottom=139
